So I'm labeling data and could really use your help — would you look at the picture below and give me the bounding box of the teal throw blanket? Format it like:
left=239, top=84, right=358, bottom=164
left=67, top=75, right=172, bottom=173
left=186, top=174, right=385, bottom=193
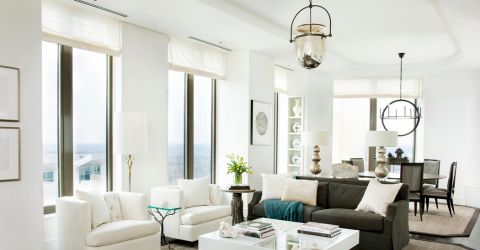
left=263, top=199, right=304, bottom=222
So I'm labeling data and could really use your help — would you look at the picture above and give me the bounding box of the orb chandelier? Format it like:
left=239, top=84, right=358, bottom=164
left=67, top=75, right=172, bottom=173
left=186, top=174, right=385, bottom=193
left=289, top=0, right=332, bottom=69
left=380, top=53, right=422, bottom=136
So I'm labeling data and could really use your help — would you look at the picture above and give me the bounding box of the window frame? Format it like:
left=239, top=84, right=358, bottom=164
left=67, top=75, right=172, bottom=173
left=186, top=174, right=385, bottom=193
left=43, top=43, right=113, bottom=214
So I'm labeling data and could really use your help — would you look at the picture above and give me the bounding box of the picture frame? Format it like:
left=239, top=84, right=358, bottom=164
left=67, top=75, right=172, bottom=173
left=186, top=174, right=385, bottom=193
left=0, top=65, right=20, bottom=122
left=0, top=127, right=20, bottom=182
left=250, top=100, right=273, bottom=146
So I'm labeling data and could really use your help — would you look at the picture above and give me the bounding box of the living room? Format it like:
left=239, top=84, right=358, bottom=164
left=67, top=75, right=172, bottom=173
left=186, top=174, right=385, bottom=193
left=1, top=0, right=479, bottom=250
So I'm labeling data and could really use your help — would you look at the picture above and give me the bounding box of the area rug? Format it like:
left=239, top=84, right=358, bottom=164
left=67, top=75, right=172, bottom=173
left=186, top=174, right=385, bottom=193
left=409, top=204, right=479, bottom=237
left=161, top=239, right=469, bottom=250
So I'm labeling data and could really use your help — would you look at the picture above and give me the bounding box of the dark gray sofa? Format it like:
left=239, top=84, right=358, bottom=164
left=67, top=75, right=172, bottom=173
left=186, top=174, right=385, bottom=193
left=247, top=176, right=409, bottom=250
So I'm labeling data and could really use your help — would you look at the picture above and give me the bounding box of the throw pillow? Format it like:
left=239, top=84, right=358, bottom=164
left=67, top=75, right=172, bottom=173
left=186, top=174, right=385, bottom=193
left=356, top=180, right=402, bottom=217
left=75, top=189, right=111, bottom=228
left=178, top=177, right=210, bottom=208
left=260, top=173, right=293, bottom=202
left=104, top=192, right=123, bottom=222
left=281, top=179, right=318, bottom=206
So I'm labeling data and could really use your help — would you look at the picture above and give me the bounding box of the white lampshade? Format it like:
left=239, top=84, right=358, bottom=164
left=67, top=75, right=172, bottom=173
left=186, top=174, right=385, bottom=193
left=305, top=130, right=330, bottom=146
left=114, top=112, right=148, bottom=155
left=366, top=131, right=398, bottom=147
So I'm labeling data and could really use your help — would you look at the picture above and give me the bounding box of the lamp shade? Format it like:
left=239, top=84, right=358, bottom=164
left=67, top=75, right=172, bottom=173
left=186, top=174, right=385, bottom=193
left=305, top=130, right=330, bottom=146
left=114, top=112, right=148, bottom=155
left=366, top=131, right=398, bottom=147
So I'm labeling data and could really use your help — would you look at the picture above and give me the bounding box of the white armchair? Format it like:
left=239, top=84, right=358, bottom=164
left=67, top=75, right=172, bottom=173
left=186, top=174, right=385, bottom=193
left=151, top=184, right=231, bottom=242
left=57, top=192, right=160, bottom=250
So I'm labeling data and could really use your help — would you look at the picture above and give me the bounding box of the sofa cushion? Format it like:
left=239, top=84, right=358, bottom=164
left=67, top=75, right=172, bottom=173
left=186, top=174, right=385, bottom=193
left=328, top=183, right=366, bottom=209
left=356, top=180, right=402, bottom=217
left=312, top=208, right=384, bottom=232
left=316, top=182, right=328, bottom=208
left=253, top=202, right=323, bottom=222
left=178, top=177, right=210, bottom=208
left=181, top=205, right=230, bottom=225
left=104, top=192, right=123, bottom=222
left=261, top=173, right=293, bottom=202
left=281, top=179, right=318, bottom=206
left=75, top=189, right=111, bottom=228
left=86, top=220, right=159, bottom=247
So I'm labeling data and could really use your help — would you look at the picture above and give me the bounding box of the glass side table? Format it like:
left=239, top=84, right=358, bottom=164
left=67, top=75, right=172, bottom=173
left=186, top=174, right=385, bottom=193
left=148, top=205, right=181, bottom=250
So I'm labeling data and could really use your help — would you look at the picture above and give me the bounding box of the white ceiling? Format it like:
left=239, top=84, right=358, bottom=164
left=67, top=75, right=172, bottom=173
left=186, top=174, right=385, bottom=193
left=71, top=0, right=480, bottom=76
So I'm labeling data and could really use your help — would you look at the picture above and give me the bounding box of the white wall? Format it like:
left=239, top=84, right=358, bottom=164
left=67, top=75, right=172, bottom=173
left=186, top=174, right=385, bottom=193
left=116, top=23, right=169, bottom=194
left=0, top=0, right=44, bottom=249
left=305, top=72, right=334, bottom=176
left=422, top=69, right=480, bottom=206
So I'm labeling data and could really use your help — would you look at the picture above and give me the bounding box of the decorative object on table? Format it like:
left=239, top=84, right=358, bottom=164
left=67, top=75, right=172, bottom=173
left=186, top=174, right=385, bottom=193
left=331, top=163, right=359, bottom=179
left=219, top=221, right=239, bottom=239
left=226, top=153, right=253, bottom=185
left=289, top=0, right=333, bottom=69
left=291, top=154, right=301, bottom=165
left=292, top=122, right=302, bottom=132
left=228, top=184, right=250, bottom=191
left=387, top=148, right=409, bottom=164
left=367, top=131, right=398, bottom=179
left=250, top=100, right=273, bottom=145
left=292, top=138, right=302, bottom=149
left=305, top=130, right=330, bottom=176
left=114, top=112, right=148, bottom=191
left=292, top=99, right=302, bottom=117
left=148, top=205, right=181, bottom=249
left=0, top=65, right=20, bottom=122
left=379, top=53, right=421, bottom=136
left=0, top=127, right=20, bottom=182
left=222, top=189, right=255, bottom=225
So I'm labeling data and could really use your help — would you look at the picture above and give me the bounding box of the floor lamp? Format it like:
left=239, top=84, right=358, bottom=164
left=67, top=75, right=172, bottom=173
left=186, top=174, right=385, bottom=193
left=114, top=112, right=148, bottom=192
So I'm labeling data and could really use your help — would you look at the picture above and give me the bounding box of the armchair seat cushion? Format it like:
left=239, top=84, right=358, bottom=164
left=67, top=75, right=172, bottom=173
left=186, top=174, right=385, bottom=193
left=312, top=209, right=384, bottom=232
left=86, top=220, right=159, bottom=247
left=181, top=205, right=230, bottom=225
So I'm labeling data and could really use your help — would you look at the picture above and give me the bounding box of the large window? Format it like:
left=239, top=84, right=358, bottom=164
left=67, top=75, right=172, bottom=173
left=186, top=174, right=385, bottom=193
left=167, top=71, right=216, bottom=184
left=41, top=41, right=112, bottom=213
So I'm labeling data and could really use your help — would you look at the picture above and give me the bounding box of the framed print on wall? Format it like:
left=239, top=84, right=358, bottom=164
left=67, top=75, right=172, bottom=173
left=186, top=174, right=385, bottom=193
left=0, top=65, right=20, bottom=121
left=251, top=100, right=273, bottom=146
left=0, top=127, right=20, bottom=182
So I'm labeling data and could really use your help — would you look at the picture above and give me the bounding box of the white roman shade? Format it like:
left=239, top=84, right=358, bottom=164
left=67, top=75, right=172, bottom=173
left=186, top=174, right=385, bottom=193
left=42, top=0, right=122, bottom=56
left=274, top=66, right=289, bottom=93
left=334, top=78, right=421, bottom=98
left=169, top=37, right=226, bottom=79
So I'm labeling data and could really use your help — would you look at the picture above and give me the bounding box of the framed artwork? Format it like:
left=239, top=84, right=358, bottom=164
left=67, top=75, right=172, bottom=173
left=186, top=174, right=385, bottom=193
left=0, top=65, right=20, bottom=121
left=0, top=127, right=20, bottom=182
left=250, top=100, right=273, bottom=146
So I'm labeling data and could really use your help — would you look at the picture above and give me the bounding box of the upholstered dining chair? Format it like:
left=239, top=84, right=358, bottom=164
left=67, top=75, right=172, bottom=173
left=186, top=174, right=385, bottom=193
left=423, top=159, right=441, bottom=207
left=350, top=158, right=365, bottom=172
left=400, top=163, right=425, bottom=221
left=341, top=160, right=353, bottom=165
left=425, top=162, right=457, bottom=217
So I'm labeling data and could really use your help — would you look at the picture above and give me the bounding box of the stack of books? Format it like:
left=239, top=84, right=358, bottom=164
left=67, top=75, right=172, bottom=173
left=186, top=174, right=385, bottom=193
left=297, top=222, right=341, bottom=238
left=235, top=221, right=276, bottom=239
left=228, top=185, right=250, bottom=191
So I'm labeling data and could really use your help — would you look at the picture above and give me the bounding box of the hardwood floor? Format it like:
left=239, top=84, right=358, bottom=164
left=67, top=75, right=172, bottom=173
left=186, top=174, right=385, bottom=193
left=410, top=214, right=480, bottom=249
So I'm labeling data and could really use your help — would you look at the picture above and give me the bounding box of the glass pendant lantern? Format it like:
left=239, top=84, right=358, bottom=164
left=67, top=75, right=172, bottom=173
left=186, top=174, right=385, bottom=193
left=290, top=0, right=332, bottom=69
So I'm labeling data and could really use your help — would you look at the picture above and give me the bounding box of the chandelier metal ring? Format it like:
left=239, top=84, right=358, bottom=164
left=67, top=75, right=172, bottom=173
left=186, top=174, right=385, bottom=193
left=381, top=99, right=421, bottom=137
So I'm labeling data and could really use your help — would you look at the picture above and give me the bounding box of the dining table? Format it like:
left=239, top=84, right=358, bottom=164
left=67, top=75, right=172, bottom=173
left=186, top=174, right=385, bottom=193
left=358, top=171, right=446, bottom=180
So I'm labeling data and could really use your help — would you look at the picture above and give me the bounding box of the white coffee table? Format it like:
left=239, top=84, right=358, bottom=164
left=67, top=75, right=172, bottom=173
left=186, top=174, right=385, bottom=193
left=199, top=218, right=359, bottom=250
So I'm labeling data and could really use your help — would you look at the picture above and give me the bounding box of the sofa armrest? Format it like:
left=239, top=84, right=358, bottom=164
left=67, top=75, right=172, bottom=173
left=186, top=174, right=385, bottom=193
left=384, top=200, right=409, bottom=249
left=209, top=184, right=230, bottom=206
left=118, top=192, right=150, bottom=221
left=247, top=191, right=262, bottom=220
left=57, top=197, right=91, bottom=250
left=150, top=186, right=183, bottom=239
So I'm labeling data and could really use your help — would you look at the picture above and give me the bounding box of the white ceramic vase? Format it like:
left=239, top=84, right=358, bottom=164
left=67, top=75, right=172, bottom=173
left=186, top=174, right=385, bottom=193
left=292, top=99, right=302, bottom=117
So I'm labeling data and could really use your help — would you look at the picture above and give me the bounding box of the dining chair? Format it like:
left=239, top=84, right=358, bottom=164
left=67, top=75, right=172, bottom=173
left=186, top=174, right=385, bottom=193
left=423, top=159, right=441, bottom=208
left=342, top=160, right=353, bottom=165
left=350, top=158, right=365, bottom=172
left=424, top=162, right=457, bottom=217
left=400, top=163, right=425, bottom=221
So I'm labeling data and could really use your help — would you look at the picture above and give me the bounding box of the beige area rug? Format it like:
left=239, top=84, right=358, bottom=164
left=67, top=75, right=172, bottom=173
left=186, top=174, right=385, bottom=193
left=409, top=204, right=479, bottom=237
left=161, top=239, right=468, bottom=250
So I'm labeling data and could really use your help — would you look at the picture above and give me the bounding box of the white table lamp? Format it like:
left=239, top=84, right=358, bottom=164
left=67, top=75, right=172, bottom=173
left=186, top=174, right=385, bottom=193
left=366, top=131, right=398, bottom=179
left=305, top=130, right=330, bottom=176
left=114, top=112, right=148, bottom=192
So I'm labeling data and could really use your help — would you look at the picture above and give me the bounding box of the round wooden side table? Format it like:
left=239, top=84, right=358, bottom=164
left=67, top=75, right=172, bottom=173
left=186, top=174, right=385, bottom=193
left=221, top=189, right=255, bottom=225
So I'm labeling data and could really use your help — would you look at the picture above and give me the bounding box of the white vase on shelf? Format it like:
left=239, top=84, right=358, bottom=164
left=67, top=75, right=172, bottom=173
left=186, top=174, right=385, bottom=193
left=292, top=99, right=302, bottom=117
